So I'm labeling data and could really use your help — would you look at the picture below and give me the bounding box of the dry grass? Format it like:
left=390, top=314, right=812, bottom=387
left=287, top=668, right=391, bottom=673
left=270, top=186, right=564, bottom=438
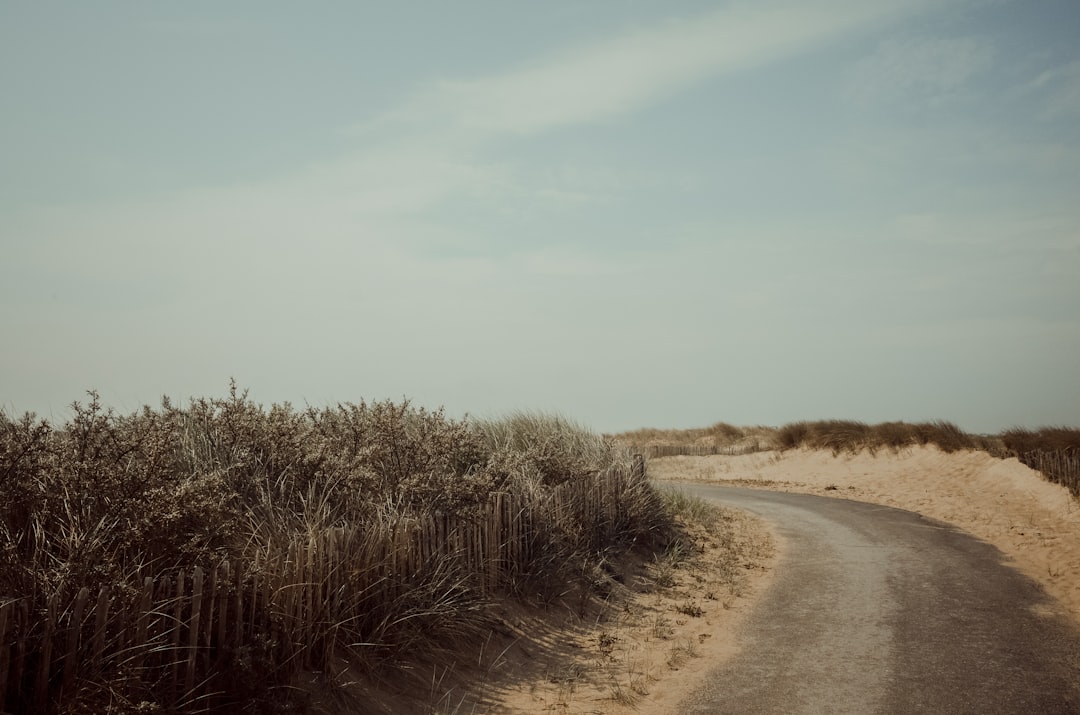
left=1001, top=426, right=1080, bottom=454
left=0, top=385, right=674, bottom=714
left=612, top=423, right=778, bottom=454
left=479, top=486, right=774, bottom=713
left=614, top=421, right=1080, bottom=496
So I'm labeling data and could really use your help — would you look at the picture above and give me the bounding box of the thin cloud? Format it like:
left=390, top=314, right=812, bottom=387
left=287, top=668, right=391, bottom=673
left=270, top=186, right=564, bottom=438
left=397, top=0, right=930, bottom=135
left=518, top=249, right=631, bottom=277
left=845, top=35, right=995, bottom=107
left=1032, top=59, right=1080, bottom=121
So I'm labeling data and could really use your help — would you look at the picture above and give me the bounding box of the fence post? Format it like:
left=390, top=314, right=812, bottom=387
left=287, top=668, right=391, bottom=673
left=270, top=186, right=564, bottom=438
left=61, top=586, right=91, bottom=699
left=34, top=592, right=59, bottom=711
left=235, top=561, right=245, bottom=648
left=323, top=534, right=339, bottom=668
left=171, top=570, right=186, bottom=692
left=203, top=563, right=217, bottom=675
left=130, top=577, right=153, bottom=678
left=0, top=599, right=11, bottom=710
left=185, top=565, right=203, bottom=696
left=91, top=586, right=111, bottom=672
left=12, top=600, right=29, bottom=710
left=217, top=561, right=230, bottom=651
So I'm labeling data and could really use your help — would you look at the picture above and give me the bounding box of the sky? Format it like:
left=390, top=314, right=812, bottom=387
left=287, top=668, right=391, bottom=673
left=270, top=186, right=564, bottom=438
left=2, top=1, right=1079, bottom=434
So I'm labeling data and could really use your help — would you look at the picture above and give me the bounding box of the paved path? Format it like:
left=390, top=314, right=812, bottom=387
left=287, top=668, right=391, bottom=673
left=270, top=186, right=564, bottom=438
left=675, top=485, right=1080, bottom=714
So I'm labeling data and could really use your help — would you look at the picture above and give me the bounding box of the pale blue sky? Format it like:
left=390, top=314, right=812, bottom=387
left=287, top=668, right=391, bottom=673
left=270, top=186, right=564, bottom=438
left=2, top=0, right=1078, bottom=433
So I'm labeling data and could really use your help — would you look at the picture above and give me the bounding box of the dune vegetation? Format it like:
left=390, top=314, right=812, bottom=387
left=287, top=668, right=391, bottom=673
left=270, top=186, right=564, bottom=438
left=5, top=387, right=1077, bottom=714
left=0, top=385, right=675, bottom=714
left=614, top=420, right=1080, bottom=496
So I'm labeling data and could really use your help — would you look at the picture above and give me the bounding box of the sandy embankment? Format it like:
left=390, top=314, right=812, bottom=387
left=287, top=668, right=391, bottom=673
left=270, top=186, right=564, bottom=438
left=649, top=446, right=1080, bottom=623
left=485, top=447, right=1078, bottom=714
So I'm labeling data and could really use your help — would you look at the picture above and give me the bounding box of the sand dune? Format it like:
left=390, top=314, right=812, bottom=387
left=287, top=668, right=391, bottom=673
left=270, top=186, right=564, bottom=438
left=648, top=446, right=1080, bottom=623
left=487, top=447, right=1078, bottom=713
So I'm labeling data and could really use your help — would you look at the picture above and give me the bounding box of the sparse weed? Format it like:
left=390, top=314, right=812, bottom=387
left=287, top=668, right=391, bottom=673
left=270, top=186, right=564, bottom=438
left=666, top=639, right=698, bottom=669
left=651, top=614, right=674, bottom=640
left=676, top=601, right=704, bottom=618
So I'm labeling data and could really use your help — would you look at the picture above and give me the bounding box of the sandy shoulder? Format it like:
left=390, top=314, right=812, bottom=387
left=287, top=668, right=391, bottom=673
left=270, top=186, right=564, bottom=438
left=648, top=446, right=1080, bottom=624
left=480, top=504, right=778, bottom=714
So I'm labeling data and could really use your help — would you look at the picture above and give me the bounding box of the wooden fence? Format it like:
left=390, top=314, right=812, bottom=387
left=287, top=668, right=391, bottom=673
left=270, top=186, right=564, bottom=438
left=642, top=442, right=766, bottom=458
left=1019, top=449, right=1080, bottom=497
left=0, top=462, right=647, bottom=714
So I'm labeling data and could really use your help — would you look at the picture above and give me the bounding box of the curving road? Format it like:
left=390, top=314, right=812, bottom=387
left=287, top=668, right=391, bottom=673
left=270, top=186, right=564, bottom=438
left=675, top=484, right=1080, bottom=715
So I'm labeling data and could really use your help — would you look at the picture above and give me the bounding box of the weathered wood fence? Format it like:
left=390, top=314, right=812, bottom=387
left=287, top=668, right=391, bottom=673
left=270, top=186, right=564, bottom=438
left=0, top=462, right=647, bottom=713
left=643, top=442, right=766, bottom=458
left=1019, top=449, right=1080, bottom=496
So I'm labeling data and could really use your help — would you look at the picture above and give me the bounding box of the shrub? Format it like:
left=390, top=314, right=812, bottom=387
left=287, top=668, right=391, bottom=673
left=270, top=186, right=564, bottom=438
left=775, top=421, right=810, bottom=451
left=1002, top=426, right=1080, bottom=455
left=474, top=411, right=626, bottom=487
left=0, top=388, right=672, bottom=714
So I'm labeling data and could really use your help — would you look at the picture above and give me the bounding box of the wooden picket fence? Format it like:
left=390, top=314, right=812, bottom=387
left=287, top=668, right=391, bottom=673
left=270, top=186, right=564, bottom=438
left=643, top=442, right=766, bottom=458
left=0, top=461, right=647, bottom=713
left=1019, top=449, right=1080, bottom=497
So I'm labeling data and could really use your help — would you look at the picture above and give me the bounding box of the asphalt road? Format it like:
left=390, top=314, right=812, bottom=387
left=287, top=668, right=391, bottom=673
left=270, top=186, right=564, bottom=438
left=674, top=484, right=1080, bottom=715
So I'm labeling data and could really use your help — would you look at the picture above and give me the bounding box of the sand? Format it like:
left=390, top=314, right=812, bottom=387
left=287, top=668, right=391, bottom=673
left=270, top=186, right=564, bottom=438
left=648, top=446, right=1080, bottom=623
left=479, top=502, right=778, bottom=714
left=476, top=446, right=1079, bottom=713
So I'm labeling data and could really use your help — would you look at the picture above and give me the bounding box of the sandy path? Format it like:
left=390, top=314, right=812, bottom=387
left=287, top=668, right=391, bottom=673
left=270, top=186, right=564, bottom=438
left=676, top=486, right=1080, bottom=714
left=648, top=446, right=1080, bottom=624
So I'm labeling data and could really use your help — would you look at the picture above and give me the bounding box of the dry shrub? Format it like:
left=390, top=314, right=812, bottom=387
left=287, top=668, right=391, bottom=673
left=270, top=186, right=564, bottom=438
left=615, top=422, right=775, bottom=456
left=0, top=386, right=672, bottom=714
left=475, top=412, right=623, bottom=487
left=704, top=422, right=746, bottom=442
left=1002, top=426, right=1080, bottom=455
left=918, top=420, right=976, bottom=453
left=1001, top=427, right=1080, bottom=496
left=874, top=421, right=918, bottom=450
left=774, top=419, right=980, bottom=455
left=775, top=421, right=810, bottom=451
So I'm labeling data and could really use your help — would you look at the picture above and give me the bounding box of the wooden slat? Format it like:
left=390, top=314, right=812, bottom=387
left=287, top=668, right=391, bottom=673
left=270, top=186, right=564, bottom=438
left=185, top=565, right=203, bottom=695
left=91, top=585, right=111, bottom=671
left=263, top=552, right=274, bottom=643
left=324, top=531, right=338, bottom=667
left=12, top=600, right=29, bottom=710
left=171, top=570, right=185, bottom=690
left=203, top=562, right=217, bottom=675
left=217, top=561, right=230, bottom=650
left=34, top=592, right=59, bottom=711
left=0, top=599, right=12, bottom=709
left=287, top=541, right=302, bottom=665
left=235, top=561, right=245, bottom=647
left=62, top=586, right=91, bottom=698
left=249, top=551, right=261, bottom=633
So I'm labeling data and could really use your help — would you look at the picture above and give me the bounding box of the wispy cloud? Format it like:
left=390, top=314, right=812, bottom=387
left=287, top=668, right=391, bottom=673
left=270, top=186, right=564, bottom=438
left=395, top=0, right=930, bottom=134
left=845, top=35, right=995, bottom=107
left=1031, top=59, right=1080, bottom=121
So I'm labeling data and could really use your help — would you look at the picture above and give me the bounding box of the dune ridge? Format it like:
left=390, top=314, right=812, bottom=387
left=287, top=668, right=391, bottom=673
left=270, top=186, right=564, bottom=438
left=648, top=446, right=1080, bottom=623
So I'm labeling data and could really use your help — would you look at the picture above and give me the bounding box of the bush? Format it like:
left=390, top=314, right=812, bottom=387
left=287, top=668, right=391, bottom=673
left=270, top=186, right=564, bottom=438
left=775, top=421, right=810, bottom=451
left=773, top=419, right=981, bottom=455
left=1002, top=426, right=1080, bottom=455
left=0, top=387, right=671, bottom=714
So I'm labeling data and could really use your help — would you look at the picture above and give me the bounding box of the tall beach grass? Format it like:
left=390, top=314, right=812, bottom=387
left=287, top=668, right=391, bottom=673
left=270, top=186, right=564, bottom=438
left=0, top=386, right=672, bottom=714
